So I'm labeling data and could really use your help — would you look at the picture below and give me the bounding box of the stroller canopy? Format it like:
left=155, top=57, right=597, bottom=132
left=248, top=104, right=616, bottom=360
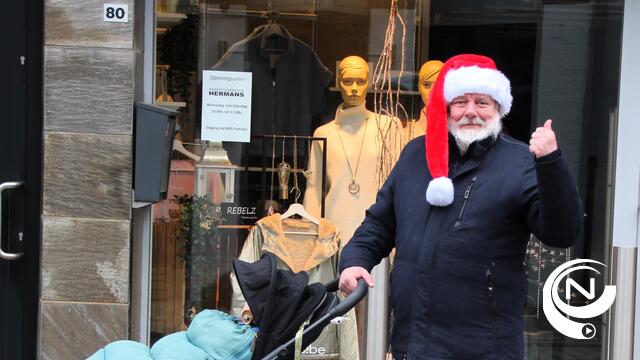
left=233, top=252, right=329, bottom=359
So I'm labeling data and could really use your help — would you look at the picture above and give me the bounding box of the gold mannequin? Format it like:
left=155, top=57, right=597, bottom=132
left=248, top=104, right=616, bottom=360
left=338, top=56, right=370, bottom=108
left=305, top=54, right=381, bottom=231
left=406, top=60, right=444, bottom=140
left=305, top=56, right=391, bottom=359
left=418, top=60, right=443, bottom=106
left=305, top=54, right=400, bottom=229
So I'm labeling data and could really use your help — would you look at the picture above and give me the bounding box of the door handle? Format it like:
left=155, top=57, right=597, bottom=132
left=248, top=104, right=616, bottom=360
left=0, top=181, right=24, bottom=261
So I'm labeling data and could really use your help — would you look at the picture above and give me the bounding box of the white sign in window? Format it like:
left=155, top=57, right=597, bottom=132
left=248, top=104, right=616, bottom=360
left=201, top=70, right=252, bottom=143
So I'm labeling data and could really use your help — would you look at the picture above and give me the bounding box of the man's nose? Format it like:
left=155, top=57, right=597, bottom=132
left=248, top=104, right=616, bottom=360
left=464, top=102, right=478, bottom=117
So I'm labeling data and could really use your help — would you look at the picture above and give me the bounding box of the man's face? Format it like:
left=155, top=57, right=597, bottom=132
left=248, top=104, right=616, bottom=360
left=448, top=93, right=502, bottom=152
left=339, top=67, right=369, bottom=107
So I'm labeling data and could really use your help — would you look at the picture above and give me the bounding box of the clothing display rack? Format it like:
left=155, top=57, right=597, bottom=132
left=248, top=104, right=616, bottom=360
left=250, top=134, right=327, bottom=218
left=205, top=0, right=319, bottom=50
left=185, top=136, right=327, bottom=219
left=206, top=7, right=317, bottom=20
left=206, top=0, right=317, bottom=20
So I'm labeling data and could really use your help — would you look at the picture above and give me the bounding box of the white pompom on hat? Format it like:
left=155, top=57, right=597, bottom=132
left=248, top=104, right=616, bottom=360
left=424, top=54, right=512, bottom=206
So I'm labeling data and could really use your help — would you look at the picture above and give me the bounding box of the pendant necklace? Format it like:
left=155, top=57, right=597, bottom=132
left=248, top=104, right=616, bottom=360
left=335, top=115, right=368, bottom=195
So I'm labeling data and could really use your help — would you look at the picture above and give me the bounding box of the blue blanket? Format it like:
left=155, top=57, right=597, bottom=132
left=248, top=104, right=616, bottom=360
left=87, top=310, right=255, bottom=360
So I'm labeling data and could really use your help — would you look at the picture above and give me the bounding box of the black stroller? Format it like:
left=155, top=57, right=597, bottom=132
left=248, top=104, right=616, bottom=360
left=233, top=252, right=369, bottom=360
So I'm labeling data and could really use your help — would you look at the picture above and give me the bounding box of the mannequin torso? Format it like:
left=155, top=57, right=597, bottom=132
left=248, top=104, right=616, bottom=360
left=304, top=102, right=401, bottom=243
left=405, top=107, right=427, bottom=141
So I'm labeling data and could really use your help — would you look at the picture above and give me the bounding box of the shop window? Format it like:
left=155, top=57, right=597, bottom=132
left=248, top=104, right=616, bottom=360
left=149, top=0, right=623, bottom=359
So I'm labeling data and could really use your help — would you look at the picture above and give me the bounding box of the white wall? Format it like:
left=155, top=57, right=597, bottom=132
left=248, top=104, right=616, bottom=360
left=613, top=0, right=640, bottom=359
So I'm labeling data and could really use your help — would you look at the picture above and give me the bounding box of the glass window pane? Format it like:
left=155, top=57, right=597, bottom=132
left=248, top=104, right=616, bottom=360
left=149, top=1, right=624, bottom=358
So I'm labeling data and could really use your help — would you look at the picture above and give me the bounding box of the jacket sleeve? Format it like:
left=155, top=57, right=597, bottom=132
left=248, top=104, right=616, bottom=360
left=339, top=161, right=399, bottom=273
left=522, top=149, right=583, bottom=248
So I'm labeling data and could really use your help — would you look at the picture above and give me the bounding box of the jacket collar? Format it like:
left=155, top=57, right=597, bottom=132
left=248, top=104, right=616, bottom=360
left=256, top=24, right=296, bottom=59
left=256, top=214, right=339, bottom=273
left=448, top=133, right=498, bottom=179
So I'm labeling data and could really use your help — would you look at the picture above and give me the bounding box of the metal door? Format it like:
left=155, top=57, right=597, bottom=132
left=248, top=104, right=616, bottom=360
left=0, top=1, right=43, bottom=359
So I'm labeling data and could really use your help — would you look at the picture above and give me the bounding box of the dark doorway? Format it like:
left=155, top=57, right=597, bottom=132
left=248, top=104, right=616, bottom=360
left=0, top=0, right=43, bottom=359
left=429, top=23, right=538, bottom=142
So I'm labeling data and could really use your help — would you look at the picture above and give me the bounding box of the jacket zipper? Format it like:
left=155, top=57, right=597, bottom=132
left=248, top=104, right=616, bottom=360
left=486, top=268, right=497, bottom=332
left=454, top=176, right=476, bottom=227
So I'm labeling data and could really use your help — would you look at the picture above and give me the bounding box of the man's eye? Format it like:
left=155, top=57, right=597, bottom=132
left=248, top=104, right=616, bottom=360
left=422, top=82, right=432, bottom=89
left=357, top=80, right=366, bottom=85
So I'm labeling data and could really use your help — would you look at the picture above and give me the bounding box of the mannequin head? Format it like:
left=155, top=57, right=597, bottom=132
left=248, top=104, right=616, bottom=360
left=418, top=60, right=444, bottom=106
left=338, top=56, right=370, bottom=108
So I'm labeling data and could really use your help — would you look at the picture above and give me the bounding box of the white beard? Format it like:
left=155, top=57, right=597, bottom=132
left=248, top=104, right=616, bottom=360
left=448, top=113, right=502, bottom=155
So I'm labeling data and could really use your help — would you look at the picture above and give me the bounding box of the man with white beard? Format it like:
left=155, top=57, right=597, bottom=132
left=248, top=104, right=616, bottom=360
left=448, top=94, right=503, bottom=155
left=338, top=54, right=582, bottom=359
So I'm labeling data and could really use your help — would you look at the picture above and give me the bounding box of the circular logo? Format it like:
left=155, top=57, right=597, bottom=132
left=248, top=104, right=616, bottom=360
left=542, top=259, right=616, bottom=340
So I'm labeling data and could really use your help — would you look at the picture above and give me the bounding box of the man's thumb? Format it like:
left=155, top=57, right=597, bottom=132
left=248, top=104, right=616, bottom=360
left=544, top=119, right=553, bottom=129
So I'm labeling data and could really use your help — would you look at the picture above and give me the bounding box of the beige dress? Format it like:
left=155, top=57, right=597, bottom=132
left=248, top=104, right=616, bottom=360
left=230, top=214, right=359, bottom=360
left=303, top=102, right=402, bottom=243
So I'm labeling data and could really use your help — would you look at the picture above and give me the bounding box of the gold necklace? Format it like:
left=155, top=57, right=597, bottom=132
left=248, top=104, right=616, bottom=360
left=335, top=115, right=369, bottom=195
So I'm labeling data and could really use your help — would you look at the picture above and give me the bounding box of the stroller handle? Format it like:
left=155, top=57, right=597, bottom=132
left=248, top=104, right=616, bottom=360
left=327, top=278, right=368, bottom=318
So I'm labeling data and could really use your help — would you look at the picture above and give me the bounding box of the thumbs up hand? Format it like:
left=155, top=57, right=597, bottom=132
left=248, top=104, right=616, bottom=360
left=529, top=119, right=558, bottom=158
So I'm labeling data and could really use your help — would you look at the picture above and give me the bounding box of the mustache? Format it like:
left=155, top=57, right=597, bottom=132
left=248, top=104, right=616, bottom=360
left=457, top=117, right=486, bottom=126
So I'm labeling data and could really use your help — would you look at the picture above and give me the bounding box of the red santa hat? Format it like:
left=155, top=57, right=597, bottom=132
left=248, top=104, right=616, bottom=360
left=425, top=54, right=512, bottom=206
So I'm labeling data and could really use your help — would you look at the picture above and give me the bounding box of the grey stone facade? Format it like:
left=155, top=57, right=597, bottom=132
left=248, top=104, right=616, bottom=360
left=41, top=0, right=136, bottom=358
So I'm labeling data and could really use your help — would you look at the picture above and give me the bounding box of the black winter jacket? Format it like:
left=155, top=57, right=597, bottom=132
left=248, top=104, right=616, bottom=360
left=339, top=134, right=582, bottom=359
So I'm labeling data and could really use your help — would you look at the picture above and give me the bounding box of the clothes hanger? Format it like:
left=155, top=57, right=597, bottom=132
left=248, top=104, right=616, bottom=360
left=173, top=138, right=201, bottom=162
left=281, top=202, right=319, bottom=225
left=281, top=136, right=319, bottom=234
left=259, top=4, right=289, bottom=53
left=281, top=202, right=319, bottom=236
left=262, top=11, right=289, bottom=39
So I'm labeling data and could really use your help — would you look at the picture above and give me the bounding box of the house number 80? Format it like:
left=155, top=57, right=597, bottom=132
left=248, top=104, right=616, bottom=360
left=104, top=4, right=128, bottom=23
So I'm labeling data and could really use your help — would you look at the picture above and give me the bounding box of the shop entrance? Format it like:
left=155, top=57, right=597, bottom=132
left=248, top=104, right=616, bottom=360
left=0, top=1, right=43, bottom=359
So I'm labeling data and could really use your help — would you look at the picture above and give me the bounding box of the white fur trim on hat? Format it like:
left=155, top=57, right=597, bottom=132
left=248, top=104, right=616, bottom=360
left=443, top=66, right=512, bottom=117
left=426, top=177, right=454, bottom=207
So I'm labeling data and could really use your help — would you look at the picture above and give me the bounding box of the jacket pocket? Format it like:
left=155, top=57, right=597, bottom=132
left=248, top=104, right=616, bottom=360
left=486, top=268, right=497, bottom=333
left=430, top=252, right=497, bottom=334
left=428, top=258, right=498, bottom=359
left=454, top=176, right=477, bottom=228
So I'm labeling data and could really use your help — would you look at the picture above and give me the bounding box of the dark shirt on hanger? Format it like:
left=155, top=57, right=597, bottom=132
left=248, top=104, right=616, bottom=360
left=212, top=25, right=333, bottom=163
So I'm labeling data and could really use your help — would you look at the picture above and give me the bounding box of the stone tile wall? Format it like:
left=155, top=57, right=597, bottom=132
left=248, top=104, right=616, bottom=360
left=41, top=0, right=136, bottom=358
